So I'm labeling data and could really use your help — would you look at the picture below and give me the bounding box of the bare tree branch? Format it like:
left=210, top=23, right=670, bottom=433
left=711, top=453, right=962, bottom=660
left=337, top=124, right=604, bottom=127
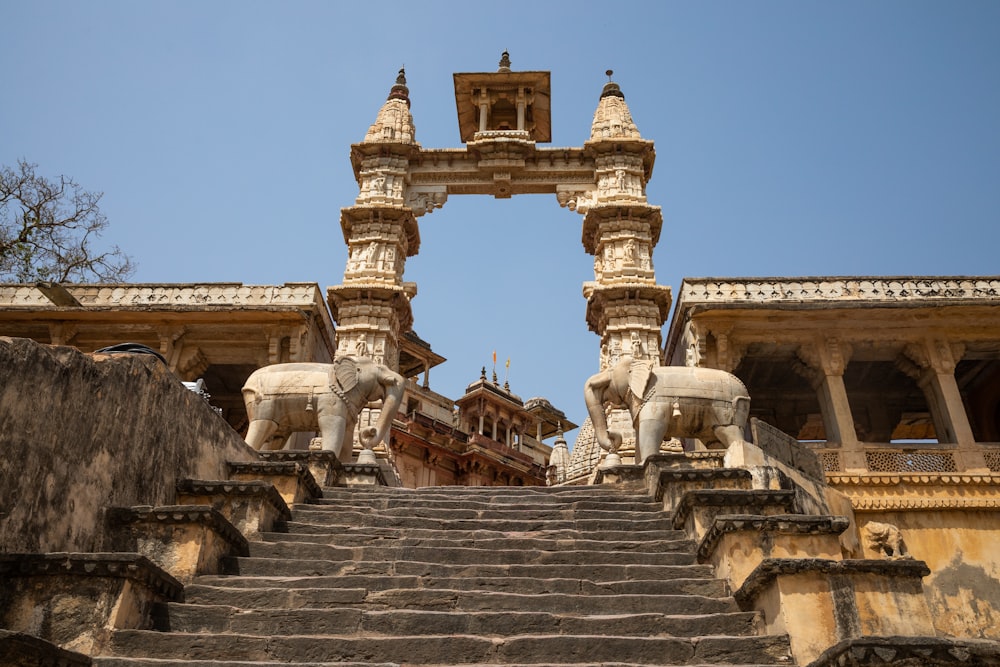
left=0, top=160, right=135, bottom=282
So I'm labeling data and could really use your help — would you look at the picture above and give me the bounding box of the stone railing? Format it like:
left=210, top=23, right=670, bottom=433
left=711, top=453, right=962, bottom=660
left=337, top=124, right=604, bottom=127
left=0, top=283, right=326, bottom=308
left=680, top=276, right=1000, bottom=305
left=812, top=443, right=1000, bottom=473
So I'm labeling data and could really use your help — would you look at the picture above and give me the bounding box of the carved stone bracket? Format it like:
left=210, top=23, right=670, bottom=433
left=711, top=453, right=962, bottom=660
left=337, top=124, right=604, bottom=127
left=798, top=338, right=853, bottom=377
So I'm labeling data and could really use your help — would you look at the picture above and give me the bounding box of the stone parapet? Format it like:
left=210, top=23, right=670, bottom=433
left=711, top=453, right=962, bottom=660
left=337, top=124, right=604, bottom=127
left=734, top=558, right=937, bottom=666
left=698, top=514, right=851, bottom=590
left=227, top=461, right=322, bottom=505
left=678, top=276, right=1000, bottom=307
left=0, top=282, right=328, bottom=309
left=175, top=479, right=290, bottom=541
left=106, top=505, right=249, bottom=583
left=0, top=553, right=181, bottom=656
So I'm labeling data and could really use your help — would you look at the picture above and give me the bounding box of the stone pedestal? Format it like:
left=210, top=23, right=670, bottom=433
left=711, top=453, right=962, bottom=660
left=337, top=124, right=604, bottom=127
left=0, top=553, right=182, bottom=655
left=339, top=462, right=387, bottom=486
left=258, top=450, right=345, bottom=488
left=106, top=505, right=248, bottom=583
left=175, top=479, right=290, bottom=541
left=698, top=514, right=850, bottom=591
left=227, top=460, right=322, bottom=505
left=734, top=558, right=936, bottom=666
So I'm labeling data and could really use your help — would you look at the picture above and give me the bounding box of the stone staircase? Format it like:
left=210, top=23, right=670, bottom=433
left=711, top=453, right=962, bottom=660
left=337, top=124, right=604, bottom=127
left=93, top=484, right=794, bottom=666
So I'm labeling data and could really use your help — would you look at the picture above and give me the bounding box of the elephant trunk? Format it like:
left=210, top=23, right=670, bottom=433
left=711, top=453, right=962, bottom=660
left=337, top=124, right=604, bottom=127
left=359, top=371, right=405, bottom=450
left=584, top=378, right=623, bottom=453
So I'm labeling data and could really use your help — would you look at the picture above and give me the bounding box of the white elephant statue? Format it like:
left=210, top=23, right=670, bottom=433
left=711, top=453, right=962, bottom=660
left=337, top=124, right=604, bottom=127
left=584, top=357, right=751, bottom=464
left=241, top=356, right=404, bottom=461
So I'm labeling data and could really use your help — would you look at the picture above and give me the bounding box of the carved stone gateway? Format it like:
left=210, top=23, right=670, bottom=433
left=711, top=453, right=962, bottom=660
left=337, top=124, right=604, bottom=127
left=330, top=57, right=672, bottom=471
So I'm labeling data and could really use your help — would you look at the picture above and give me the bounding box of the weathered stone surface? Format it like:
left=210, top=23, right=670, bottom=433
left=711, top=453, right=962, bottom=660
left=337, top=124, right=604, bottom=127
left=0, top=630, right=92, bottom=667
left=0, top=337, right=256, bottom=554
left=805, top=635, right=1000, bottom=666
left=0, top=553, right=181, bottom=655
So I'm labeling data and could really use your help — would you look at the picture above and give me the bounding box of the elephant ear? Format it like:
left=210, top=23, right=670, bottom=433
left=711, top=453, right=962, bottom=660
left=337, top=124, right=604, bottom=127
left=332, top=357, right=360, bottom=394
left=628, top=358, right=655, bottom=400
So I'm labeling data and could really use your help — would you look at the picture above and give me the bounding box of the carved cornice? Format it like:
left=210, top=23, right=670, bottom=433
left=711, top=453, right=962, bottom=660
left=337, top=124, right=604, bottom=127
left=827, top=473, right=1000, bottom=511
left=0, top=552, right=184, bottom=600
left=826, top=473, right=1000, bottom=486
left=851, top=497, right=1000, bottom=510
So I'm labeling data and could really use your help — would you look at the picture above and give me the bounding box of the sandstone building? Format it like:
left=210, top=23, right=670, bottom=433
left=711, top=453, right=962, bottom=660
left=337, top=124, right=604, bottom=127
left=1, top=55, right=999, bottom=666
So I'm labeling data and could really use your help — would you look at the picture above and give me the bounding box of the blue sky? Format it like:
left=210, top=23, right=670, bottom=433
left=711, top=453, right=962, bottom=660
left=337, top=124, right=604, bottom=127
left=3, top=1, right=998, bottom=439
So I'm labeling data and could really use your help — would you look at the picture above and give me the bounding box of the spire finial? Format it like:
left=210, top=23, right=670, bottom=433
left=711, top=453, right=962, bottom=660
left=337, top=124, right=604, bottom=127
left=498, top=50, right=511, bottom=72
left=599, top=69, right=624, bottom=100
left=387, top=66, right=410, bottom=107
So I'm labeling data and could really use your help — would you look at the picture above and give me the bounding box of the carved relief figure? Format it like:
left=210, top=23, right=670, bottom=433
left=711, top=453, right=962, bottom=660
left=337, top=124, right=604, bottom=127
left=864, top=521, right=910, bottom=559
left=630, top=332, right=644, bottom=359
left=608, top=338, right=622, bottom=365
left=355, top=335, right=368, bottom=357
left=624, top=239, right=636, bottom=264
left=615, top=169, right=625, bottom=191
left=242, top=356, right=405, bottom=461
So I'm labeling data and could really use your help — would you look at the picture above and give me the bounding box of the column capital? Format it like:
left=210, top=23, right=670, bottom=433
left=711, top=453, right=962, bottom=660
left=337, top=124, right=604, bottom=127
left=797, top=337, right=852, bottom=377
left=903, top=339, right=965, bottom=376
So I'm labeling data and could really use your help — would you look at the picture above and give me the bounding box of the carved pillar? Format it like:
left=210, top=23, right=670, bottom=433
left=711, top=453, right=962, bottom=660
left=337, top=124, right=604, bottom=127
left=899, top=341, right=975, bottom=445
left=796, top=339, right=860, bottom=455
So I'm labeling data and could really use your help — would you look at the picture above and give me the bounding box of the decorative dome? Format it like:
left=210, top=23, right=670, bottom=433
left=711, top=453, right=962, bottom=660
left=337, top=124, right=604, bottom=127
left=363, top=68, right=416, bottom=144
left=589, top=70, right=642, bottom=141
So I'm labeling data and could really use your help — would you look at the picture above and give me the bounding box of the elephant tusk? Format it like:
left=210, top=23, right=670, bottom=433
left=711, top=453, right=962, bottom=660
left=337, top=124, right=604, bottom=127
left=672, top=402, right=682, bottom=419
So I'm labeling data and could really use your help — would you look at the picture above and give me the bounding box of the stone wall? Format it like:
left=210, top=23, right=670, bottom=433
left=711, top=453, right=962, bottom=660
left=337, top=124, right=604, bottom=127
left=0, top=337, right=256, bottom=553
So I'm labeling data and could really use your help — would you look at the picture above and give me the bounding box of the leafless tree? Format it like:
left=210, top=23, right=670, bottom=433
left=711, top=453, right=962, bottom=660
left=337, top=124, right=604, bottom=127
left=0, top=160, right=135, bottom=282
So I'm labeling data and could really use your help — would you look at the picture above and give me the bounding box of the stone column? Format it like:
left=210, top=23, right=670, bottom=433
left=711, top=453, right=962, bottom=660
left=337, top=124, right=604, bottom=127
left=796, top=339, right=863, bottom=469
left=899, top=341, right=975, bottom=445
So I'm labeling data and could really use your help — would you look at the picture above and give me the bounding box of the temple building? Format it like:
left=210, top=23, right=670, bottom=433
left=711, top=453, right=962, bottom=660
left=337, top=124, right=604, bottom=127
left=2, top=54, right=1000, bottom=665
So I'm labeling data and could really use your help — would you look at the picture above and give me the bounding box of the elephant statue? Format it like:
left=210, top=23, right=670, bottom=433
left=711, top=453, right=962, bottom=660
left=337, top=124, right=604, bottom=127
left=241, top=356, right=404, bottom=461
left=584, top=356, right=751, bottom=464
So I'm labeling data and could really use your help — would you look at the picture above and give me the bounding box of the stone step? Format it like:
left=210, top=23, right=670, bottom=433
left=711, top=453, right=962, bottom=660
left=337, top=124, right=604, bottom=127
left=277, top=523, right=687, bottom=542
left=320, top=485, right=650, bottom=498
left=106, top=630, right=793, bottom=664
left=95, top=663, right=793, bottom=667
left=243, top=540, right=696, bottom=565
left=181, top=585, right=739, bottom=615
left=225, top=557, right=714, bottom=581
left=309, top=497, right=661, bottom=512
left=190, top=574, right=728, bottom=597
left=282, top=510, right=674, bottom=532
left=161, top=604, right=761, bottom=637
left=292, top=506, right=661, bottom=521
left=269, top=529, right=694, bottom=553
